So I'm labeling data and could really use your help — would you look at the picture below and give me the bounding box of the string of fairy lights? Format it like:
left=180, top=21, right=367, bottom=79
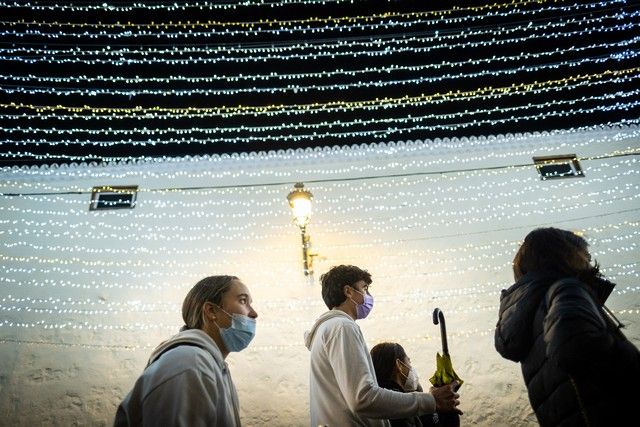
left=0, top=0, right=361, bottom=11
left=1, top=173, right=638, bottom=243
left=1, top=154, right=637, bottom=220
left=4, top=72, right=639, bottom=154
left=5, top=105, right=640, bottom=150
left=4, top=266, right=640, bottom=318
left=6, top=91, right=640, bottom=139
left=1, top=0, right=637, bottom=165
left=4, top=13, right=634, bottom=63
left=2, top=124, right=637, bottom=175
left=1, top=0, right=609, bottom=33
left=1, top=154, right=638, bottom=290
left=1, top=1, right=639, bottom=353
left=0, top=0, right=592, bottom=13
left=3, top=170, right=637, bottom=224
left=1, top=242, right=637, bottom=288
left=3, top=39, right=633, bottom=88
left=6, top=51, right=638, bottom=98
left=0, top=183, right=638, bottom=260
left=1, top=276, right=638, bottom=334
left=6, top=67, right=638, bottom=118
left=2, top=224, right=636, bottom=276
left=0, top=236, right=637, bottom=312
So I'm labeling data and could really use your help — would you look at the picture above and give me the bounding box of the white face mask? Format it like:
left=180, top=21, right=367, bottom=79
left=398, top=359, right=420, bottom=391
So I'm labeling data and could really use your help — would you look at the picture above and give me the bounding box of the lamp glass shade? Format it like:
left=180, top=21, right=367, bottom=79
left=290, top=196, right=312, bottom=226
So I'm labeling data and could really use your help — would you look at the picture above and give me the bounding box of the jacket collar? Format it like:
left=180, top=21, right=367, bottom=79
left=510, top=271, right=615, bottom=305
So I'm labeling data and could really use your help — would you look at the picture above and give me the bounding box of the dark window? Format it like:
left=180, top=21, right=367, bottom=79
left=90, top=186, right=138, bottom=211
left=533, top=155, right=584, bottom=181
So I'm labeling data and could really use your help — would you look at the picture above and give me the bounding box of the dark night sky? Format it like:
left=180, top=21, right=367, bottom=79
left=1, top=0, right=638, bottom=166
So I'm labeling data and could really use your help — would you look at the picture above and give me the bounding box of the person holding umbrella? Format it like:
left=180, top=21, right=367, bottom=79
left=304, top=265, right=461, bottom=427
left=495, top=227, right=640, bottom=426
left=370, top=342, right=463, bottom=427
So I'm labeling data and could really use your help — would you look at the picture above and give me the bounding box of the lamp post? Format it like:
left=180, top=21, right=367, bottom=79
left=287, top=182, right=315, bottom=277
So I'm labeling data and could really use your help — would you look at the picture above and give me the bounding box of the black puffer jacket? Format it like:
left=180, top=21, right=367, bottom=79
left=495, top=272, right=640, bottom=426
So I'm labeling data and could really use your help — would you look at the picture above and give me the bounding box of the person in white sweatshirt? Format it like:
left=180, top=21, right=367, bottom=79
left=304, top=265, right=460, bottom=427
left=114, top=275, right=258, bottom=427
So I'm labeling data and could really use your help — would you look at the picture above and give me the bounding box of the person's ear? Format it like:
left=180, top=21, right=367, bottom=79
left=343, top=285, right=352, bottom=299
left=202, top=302, right=217, bottom=323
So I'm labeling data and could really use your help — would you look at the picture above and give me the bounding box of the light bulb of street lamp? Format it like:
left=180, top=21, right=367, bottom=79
left=291, top=197, right=312, bottom=226
left=287, top=182, right=313, bottom=227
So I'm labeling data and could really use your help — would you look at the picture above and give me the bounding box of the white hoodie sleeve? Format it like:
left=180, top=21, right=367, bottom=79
left=327, top=320, right=436, bottom=420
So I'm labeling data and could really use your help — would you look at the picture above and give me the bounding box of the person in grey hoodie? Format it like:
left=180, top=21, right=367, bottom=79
left=304, top=265, right=460, bottom=427
left=114, top=275, right=258, bottom=427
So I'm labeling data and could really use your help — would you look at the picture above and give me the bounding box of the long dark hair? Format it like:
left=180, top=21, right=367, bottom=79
left=513, top=227, right=601, bottom=285
left=370, top=342, right=407, bottom=386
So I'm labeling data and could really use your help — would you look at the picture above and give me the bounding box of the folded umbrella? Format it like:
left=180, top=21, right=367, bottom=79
left=425, top=308, right=463, bottom=427
left=429, top=308, right=463, bottom=390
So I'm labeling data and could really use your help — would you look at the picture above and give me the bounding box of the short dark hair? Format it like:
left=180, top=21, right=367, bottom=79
left=320, top=265, right=372, bottom=309
left=370, top=342, right=407, bottom=387
left=513, top=227, right=601, bottom=284
left=182, top=275, right=238, bottom=330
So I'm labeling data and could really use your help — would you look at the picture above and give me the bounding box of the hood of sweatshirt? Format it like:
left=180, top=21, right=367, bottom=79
left=304, top=309, right=353, bottom=350
left=147, top=328, right=224, bottom=368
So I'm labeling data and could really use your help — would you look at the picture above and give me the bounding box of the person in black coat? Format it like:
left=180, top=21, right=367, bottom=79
left=370, top=342, right=461, bottom=427
left=495, top=227, right=640, bottom=426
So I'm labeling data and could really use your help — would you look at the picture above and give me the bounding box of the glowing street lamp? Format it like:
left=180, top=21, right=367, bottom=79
left=287, top=182, right=315, bottom=276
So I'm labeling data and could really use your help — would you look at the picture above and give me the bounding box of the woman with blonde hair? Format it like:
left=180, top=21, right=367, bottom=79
left=115, top=275, right=258, bottom=426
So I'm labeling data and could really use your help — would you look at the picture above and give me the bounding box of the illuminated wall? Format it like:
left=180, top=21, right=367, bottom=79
left=1, top=125, right=638, bottom=425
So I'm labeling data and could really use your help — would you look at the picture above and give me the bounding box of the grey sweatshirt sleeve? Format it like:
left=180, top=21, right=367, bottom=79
left=327, top=321, right=436, bottom=419
left=141, top=367, right=219, bottom=427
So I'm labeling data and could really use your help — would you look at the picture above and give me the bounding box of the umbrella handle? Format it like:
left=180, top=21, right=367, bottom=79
left=432, top=308, right=449, bottom=355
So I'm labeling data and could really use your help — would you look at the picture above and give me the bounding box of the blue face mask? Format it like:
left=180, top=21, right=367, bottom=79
left=215, top=308, right=256, bottom=353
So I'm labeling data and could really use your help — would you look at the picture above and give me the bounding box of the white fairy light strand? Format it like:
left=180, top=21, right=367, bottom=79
left=6, top=88, right=640, bottom=141
left=3, top=12, right=632, bottom=64
left=0, top=0, right=369, bottom=12
left=3, top=20, right=636, bottom=66
left=0, top=0, right=586, bottom=13
left=1, top=158, right=637, bottom=222
left=6, top=51, right=637, bottom=98
left=2, top=39, right=632, bottom=88
left=1, top=123, right=638, bottom=172
left=2, top=219, right=635, bottom=270
left=1, top=143, right=637, bottom=196
left=1, top=171, right=638, bottom=246
left=2, top=293, right=638, bottom=337
left=1, top=0, right=615, bottom=38
left=5, top=67, right=636, bottom=123
left=6, top=99, right=639, bottom=148
left=1, top=200, right=638, bottom=276
left=2, top=283, right=639, bottom=321
left=3, top=50, right=637, bottom=104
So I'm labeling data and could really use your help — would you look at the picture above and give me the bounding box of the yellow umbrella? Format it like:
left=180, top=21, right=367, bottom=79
left=429, top=308, right=463, bottom=390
